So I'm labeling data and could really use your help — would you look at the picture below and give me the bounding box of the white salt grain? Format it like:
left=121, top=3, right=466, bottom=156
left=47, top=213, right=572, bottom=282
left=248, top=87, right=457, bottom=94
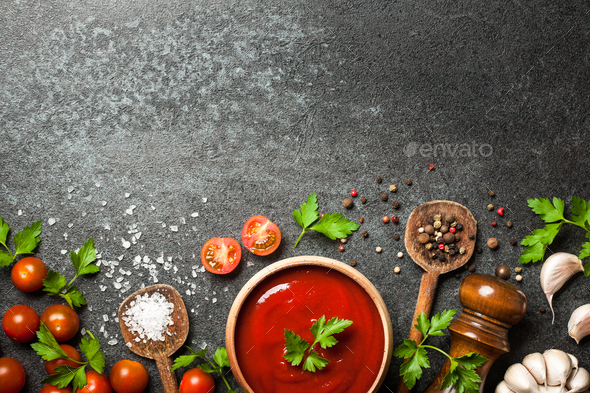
left=108, top=339, right=118, bottom=345
left=126, top=205, right=136, bottom=215
left=101, top=201, right=107, bottom=206
left=67, top=186, right=74, bottom=193
left=125, top=193, right=131, bottom=198
left=202, top=197, right=207, bottom=203
left=122, top=292, right=175, bottom=342
left=61, top=250, right=68, bottom=254
left=191, top=212, right=199, bottom=217
left=17, top=210, right=22, bottom=216
left=121, top=238, right=131, bottom=249
left=48, top=218, right=56, bottom=226
left=170, top=226, right=178, bottom=232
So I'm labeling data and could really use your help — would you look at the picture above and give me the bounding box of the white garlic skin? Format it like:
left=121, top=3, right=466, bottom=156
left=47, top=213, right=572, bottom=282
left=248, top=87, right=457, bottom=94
left=568, top=304, right=590, bottom=344
left=496, top=381, right=516, bottom=393
left=540, top=253, right=584, bottom=324
left=567, top=367, right=590, bottom=393
left=505, top=363, right=541, bottom=393
left=544, top=349, right=572, bottom=390
left=569, top=354, right=580, bottom=380
left=523, top=352, right=547, bottom=386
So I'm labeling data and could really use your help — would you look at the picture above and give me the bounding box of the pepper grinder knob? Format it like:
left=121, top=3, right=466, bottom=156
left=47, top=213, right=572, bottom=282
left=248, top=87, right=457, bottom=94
left=424, top=273, right=527, bottom=393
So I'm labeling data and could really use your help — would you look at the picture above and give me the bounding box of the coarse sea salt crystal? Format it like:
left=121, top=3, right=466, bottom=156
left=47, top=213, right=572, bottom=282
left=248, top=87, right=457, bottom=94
left=48, top=218, right=56, bottom=226
left=126, top=205, right=136, bottom=215
left=108, top=339, right=118, bottom=345
left=122, top=239, right=131, bottom=249
left=170, top=226, right=178, bottom=232
left=67, top=186, right=74, bottom=193
left=202, top=197, right=207, bottom=203
left=17, top=209, right=22, bottom=216
left=191, top=212, right=199, bottom=217
left=61, top=250, right=68, bottom=254
left=122, top=292, right=174, bottom=342
left=125, top=193, right=131, bottom=198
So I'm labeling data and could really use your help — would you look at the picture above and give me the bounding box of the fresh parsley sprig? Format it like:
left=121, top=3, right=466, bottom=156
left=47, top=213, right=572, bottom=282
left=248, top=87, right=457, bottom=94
left=394, top=310, right=487, bottom=393
left=31, top=322, right=105, bottom=390
left=43, top=238, right=100, bottom=308
left=172, top=346, right=237, bottom=393
left=293, top=193, right=360, bottom=247
left=0, top=216, right=42, bottom=266
left=520, top=197, right=590, bottom=271
left=283, top=315, right=353, bottom=372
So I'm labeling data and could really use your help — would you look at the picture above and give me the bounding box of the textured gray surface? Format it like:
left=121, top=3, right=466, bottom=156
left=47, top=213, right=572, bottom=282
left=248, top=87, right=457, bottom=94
left=1, top=0, right=590, bottom=392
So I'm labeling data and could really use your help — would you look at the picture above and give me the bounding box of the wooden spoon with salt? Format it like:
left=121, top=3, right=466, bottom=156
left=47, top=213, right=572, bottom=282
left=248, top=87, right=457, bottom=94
left=119, top=284, right=189, bottom=393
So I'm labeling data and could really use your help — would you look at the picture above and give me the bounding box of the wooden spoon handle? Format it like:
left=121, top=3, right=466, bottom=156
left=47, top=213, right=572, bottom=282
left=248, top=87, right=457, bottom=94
left=397, top=271, right=441, bottom=393
left=155, top=356, right=179, bottom=393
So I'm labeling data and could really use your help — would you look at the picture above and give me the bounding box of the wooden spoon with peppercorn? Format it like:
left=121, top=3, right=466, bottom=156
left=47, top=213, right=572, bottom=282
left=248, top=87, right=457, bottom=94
left=397, top=200, right=477, bottom=393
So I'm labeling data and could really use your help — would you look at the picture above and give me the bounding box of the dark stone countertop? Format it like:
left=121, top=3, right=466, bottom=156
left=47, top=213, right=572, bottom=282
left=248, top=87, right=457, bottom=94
left=1, top=0, right=589, bottom=392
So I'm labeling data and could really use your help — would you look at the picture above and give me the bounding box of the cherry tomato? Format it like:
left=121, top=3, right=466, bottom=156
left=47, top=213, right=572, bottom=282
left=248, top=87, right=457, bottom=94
left=200, top=238, right=241, bottom=274
left=41, top=304, right=79, bottom=342
left=0, top=357, right=26, bottom=393
left=109, top=360, right=149, bottom=393
left=179, top=368, right=215, bottom=393
left=11, top=256, right=48, bottom=292
left=3, top=304, right=40, bottom=343
left=41, top=384, right=73, bottom=393
left=241, top=215, right=282, bottom=256
left=77, top=370, right=112, bottom=393
left=45, top=344, right=82, bottom=375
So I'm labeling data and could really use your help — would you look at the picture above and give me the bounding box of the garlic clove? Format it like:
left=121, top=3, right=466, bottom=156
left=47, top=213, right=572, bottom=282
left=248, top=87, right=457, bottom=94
left=497, top=381, right=517, bottom=393
left=567, top=367, right=590, bottom=393
left=523, top=352, right=548, bottom=386
left=505, top=363, right=541, bottom=393
left=546, top=386, right=564, bottom=393
left=568, top=304, right=590, bottom=344
left=544, top=349, right=572, bottom=390
left=540, top=253, right=584, bottom=324
left=568, top=354, right=579, bottom=380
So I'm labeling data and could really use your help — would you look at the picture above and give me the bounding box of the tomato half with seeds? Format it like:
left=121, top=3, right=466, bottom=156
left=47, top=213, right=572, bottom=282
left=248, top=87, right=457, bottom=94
left=200, top=238, right=241, bottom=274
left=242, top=215, right=281, bottom=256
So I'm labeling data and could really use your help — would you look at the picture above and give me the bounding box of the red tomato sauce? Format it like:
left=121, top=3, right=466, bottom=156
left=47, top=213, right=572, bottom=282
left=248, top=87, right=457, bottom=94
left=235, top=266, right=385, bottom=393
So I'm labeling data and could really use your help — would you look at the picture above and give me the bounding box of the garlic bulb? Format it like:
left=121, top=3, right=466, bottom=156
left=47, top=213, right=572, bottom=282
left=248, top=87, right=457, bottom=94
left=505, top=363, right=541, bottom=393
left=544, top=349, right=572, bottom=390
left=540, top=253, right=584, bottom=324
left=496, top=381, right=516, bottom=393
left=523, top=353, right=547, bottom=386
left=568, top=304, right=590, bottom=344
left=567, top=368, right=590, bottom=393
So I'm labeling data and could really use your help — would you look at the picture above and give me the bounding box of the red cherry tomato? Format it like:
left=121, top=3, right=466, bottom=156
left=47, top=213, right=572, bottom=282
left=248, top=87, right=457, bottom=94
left=41, top=305, right=79, bottom=342
left=109, top=360, right=149, bottom=393
left=45, top=344, right=82, bottom=375
left=11, top=256, right=48, bottom=292
left=77, top=370, right=112, bottom=393
left=179, top=368, right=215, bottom=393
left=0, top=357, right=26, bottom=393
left=3, top=304, right=40, bottom=343
left=41, top=384, right=73, bottom=393
left=200, top=238, right=242, bottom=274
left=241, top=215, right=282, bottom=256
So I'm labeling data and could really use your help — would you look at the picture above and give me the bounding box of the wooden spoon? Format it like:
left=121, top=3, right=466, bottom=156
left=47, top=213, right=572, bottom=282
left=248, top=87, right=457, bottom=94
left=118, top=284, right=189, bottom=393
left=397, top=200, right=477, bottom=393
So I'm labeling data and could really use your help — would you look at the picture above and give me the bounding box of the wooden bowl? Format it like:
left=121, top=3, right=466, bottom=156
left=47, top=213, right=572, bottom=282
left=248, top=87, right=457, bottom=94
left=225, top=255, right=394, bottom=393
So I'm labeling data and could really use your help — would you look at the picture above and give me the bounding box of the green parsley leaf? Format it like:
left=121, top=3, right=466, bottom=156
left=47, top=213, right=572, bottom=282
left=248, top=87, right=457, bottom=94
left=428, top=309, right=456, bottom=336
left=80, top=331, right=105, bottom=373
left=293, top=193, right=319, bottom=229
left=310, top=213, right=360, bottom=240
left=454, top=352, right=487, bottom=370
left=415, top=312, right=430, bottom=338
left=528, top=198, right=565, bottom=223
left=571, top=196, right=589, bottom=227
left=519, top=223, right=562, bottom=263
left=393, top=339, right=419, bottom=359
left=213, top=347, right=230, bottom=368
left=172, top=347, right=209, bottom=371
left=441, top=359, right=459, bottom=390
left=399, top=347, right=430, bottom=389
left=71, top=366, right=89, bottom=391
left=310, top=316, right=353, bottom=349
left=303, top=351, right=330, bottom=372
left=43, top=270, right=67, bottom=295
left=585, top=261, right=590, bottom=277
left=0, top=251, right=13, bottom=267
left=450, top=366, right=482, bottom=393
left=13, top=220, right=42, bottom=256
left=0, top=217, right=9, bottom=249
left=196, top=363, right=216, bottom=373
left=31, top=323, right=70, bottom=361
left=61, top=285, right=87, bottom=308
left=41, top=365, right=83, bottom=388
left=70, top=237, right=99, bottom=276
left=283, top=329, right=309, bottom=366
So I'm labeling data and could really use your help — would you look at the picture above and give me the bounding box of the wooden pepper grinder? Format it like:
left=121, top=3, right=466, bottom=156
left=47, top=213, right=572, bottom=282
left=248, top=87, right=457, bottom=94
left=424, top=273, right=527, bottom=393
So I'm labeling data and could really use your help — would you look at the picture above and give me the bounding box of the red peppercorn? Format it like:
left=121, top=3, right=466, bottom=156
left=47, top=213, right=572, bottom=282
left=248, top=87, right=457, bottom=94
left=338, top=246, right=345, bottom=252
left=320, top=212, right=325, bottom=218
left=382, top=216, right=390, bottom=223
left=497, top=207, right=504, bottom=216
left=350, top=190, right=357, bottom=197
left=449, top=227, right=456, bottom=234
left=391, top=216, right=399, bottom=223
left=491, top=221, right=497, bottom=227
left=438, top=243, right=445, bottom=250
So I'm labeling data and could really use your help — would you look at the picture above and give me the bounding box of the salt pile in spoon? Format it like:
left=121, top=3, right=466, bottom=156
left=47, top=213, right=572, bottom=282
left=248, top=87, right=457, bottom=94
left=122, top=292, right=175, bottom=342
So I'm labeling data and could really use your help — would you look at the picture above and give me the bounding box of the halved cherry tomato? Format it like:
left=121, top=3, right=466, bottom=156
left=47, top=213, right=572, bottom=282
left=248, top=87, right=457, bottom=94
left=11, top=256, right=48, bottom=292
left=41, top=305, right=79, bottom=342
left=45, top=344, right=82, bottom=375
left=3, top=304, right=40, bottom=343
left=179, top=368, right=215, bottom=393
left=77, top=370, right=112, bottom=393
left=41, top=384, right=73, bottom=393
left=241, top=215, right=281, bottom=256
left=109, top=360, right=149, bottom=393
left=0, top=357, right=26, bottom=393
left=200, top=238, right=241, bottom=274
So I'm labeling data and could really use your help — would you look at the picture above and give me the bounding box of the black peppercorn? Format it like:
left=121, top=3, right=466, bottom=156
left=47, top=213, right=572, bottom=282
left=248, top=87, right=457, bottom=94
left=361, top=197, right=367, bottom=204
left=455, top=223, right=463, bottom=231
left=510, top=238, right=517, bottom=246
left=393, top=234, right=400, bottom=241
left=392, top=201, right=400, bottom=209
left=438, top=253, right=445, bottom=261
left=380, top=193, right=388, bottom=201
left=431, top=242, right=438, bottom=249
left=469, top=265, right=476, bottom=272
left=406, top=179, right=412, bottom=185
left=488, top=190, right=495, bottom=197
left=469, top=234, right=475, bottom=240
left=362, top=230, right=368, bottom=237
left=449, top=249, right=456, bottom=256
left=376, top=176, right=382, bottom=183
